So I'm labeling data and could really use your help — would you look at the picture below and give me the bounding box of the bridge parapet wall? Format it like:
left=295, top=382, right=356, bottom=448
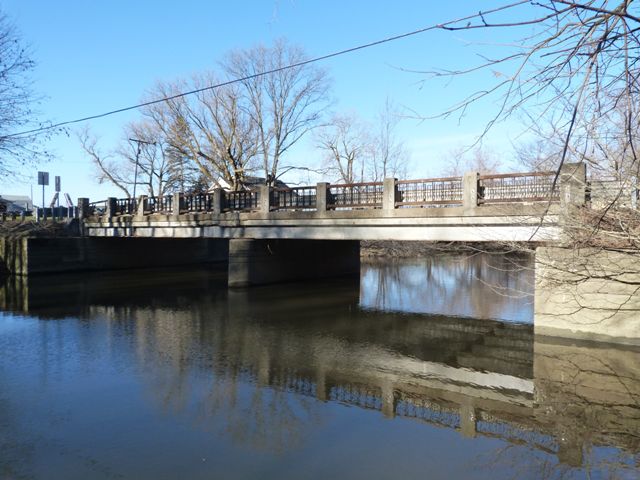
left=84, top=167, right=575, bottom=220
left=79, top=165, right=588, bottom=242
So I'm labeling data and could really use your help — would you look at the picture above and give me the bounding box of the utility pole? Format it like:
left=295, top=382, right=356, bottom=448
left=129, top=138, right=156, bottom=199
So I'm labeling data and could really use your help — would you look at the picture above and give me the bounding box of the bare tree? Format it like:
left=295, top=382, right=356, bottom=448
left=442, top=145, right=502, bottom=177
left=317, top=102, right=410, bottom=184
left=316, top=113, right=370, bottom=184
left=369, top=99, right=409, bottom=181
left=223, top=39, right=331, bottom=185
left=143, top=75, right=259, bottom=191
left=0, top=11, right=50, bottom=178
left=423, top=1, right=639, bottom=185
left=79, top=120, right=177, bottom=198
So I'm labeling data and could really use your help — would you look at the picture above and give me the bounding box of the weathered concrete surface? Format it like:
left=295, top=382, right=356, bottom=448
left=0, top=237, right=228, bottom=275
left=228, top=239, right=360, bottom=287
left=535, top=247, right=640, bottom=344
left=0, top=237, right=27, bottom=275
left=84, top=203, right=562, bottom=242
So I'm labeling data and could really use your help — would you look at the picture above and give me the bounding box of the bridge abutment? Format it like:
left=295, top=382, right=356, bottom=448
left=535, top=246, right=640, bottom=344
left=228, top=239, right=360, bottom=287
left=0, top=237, right=229, bottom=275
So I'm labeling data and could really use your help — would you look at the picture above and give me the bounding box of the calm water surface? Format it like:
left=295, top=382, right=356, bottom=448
left=1, top=253, right=638, bottom=479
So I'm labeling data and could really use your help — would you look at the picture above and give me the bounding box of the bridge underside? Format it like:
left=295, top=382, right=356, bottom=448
left=228, top=239, right=360, bottom=287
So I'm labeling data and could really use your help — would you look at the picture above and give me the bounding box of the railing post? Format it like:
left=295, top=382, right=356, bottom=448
left=106, top=197, right=117, bottom=219
left=258, top=185, right=270, bottom=214
left=136, top=195, right=147, bottom=218
left=171, top=192, right=182, bottom=218
left=383, top=178, right=398, bottom=213
left=77, top=198, right=90, bottom=220
left=463, top=172, right=480, bottom=212
left=560, top=162, right=587, bottom=212
left=316, top=182, right=329, bottom=214
left=212, top=188, right=223, bottom=215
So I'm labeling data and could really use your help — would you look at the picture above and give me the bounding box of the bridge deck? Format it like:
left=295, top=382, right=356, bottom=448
left=83, top=170, right=568, bottom=242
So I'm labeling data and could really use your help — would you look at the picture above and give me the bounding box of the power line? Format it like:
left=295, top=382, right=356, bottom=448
left=5, top=1, right=528, bottom=139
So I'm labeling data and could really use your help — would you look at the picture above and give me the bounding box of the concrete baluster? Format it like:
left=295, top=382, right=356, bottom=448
left=77, top=198, right=90, bottom=220
left=316, top=182, right=329, bottom=216
left=106, top=197, right=117, bottom=219
left=560, top=162, right=587, bottom=212
left=136, top=195, right=147, bottom=218
left=383, top=178, right=398, bottom=213
left=463, top=172, right=480, bottom=213
left=172, top=192, right=182, bottom=219
left=211, top=188, right=223, bottom=215
left=258, top=185, right=270, bottom=214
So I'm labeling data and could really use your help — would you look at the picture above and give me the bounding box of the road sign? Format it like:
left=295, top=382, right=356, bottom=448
left=37, top=171, right=49, bottom=186
left=55, top=176, right=61, bottom=192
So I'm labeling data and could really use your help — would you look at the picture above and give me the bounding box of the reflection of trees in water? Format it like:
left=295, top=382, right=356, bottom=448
left=103, top=305, right=323, bottom=454
left=200, top=373, right=320, bottom=453
left=362, top=253, right=534, bottom=322
left=473, top=442, right=640, bottom=480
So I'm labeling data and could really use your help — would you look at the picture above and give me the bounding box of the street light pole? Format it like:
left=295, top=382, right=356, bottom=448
left=128, top=138, right=156, bottom=200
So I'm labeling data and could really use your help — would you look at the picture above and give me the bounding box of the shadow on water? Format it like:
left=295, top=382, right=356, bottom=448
left=0, top=254, right=639, bottom=479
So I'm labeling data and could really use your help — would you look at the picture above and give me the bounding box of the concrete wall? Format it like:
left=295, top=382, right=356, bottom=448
left=0, top=237, right=229, bottom=275
left=228, top=239, right=360, bottom=287
left=535, top=246, right=640, bottom=344
left=0, top=237, right=27, bottom=275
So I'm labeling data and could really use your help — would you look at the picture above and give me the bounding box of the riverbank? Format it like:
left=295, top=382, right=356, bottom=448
left=360, top=240, right=535, bottom=257
left=0, top=218, right=79, bottom=239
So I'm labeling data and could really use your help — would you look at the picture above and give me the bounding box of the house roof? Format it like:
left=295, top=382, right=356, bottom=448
left=209, top=176, right=289, bottom=191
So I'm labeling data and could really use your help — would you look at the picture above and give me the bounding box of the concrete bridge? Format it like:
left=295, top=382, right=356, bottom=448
left=74, top=163, right=587, bottom=286
left=83, top=165, right=590, bottom=241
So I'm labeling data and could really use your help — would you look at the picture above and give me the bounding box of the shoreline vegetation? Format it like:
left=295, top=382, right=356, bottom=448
left=360, top=240, right=536, bottom=258
left=0, top=219, right=78, bottom=239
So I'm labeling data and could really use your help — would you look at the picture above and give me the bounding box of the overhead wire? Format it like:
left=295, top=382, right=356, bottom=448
left=4, top=1, right=529, bottom=139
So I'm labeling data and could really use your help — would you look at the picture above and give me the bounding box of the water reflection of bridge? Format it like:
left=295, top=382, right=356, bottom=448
left=1, top=270, right=639, bottom=470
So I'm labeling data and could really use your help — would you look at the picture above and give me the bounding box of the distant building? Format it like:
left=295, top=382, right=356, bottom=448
left=0, top=195, right=33, bottom=214
left=209, top=176, right=289, bottom=192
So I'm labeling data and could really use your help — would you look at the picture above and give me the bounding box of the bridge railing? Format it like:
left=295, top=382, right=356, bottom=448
left=223, top=190, right=259, bottom=212
left=88, top=200, right=106, bottom=216
left=115, top=198, right=136, bottom=216
left=145, top=195, right=173, bottom=214
left=182, top=193, right=214, bottom=213
left=478, top=171, right=559, bottom=203
left=270, top=186, right=317, bottom=210
left=86, top=164, right=585, bottom=219
left=396, top=177, right=463, bottom=207
left=328, top=182, right=384, bottom=209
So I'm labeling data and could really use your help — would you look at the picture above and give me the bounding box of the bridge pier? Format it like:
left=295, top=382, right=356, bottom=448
left=228, top=239, right=360, bottom=287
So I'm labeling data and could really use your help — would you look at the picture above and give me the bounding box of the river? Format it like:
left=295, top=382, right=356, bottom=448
left=1, top=253, right=638, bottom=479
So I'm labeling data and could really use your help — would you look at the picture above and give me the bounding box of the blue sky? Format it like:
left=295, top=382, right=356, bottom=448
left=1, top=1, right=532, bottom=203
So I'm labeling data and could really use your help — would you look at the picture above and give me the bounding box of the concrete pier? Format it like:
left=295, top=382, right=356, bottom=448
left=228, top=239, right=360, bottom=287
